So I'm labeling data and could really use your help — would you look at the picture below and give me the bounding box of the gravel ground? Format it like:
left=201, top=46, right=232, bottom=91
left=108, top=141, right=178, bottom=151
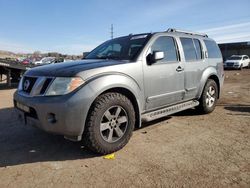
left=0, top=70, right=249, bottom=188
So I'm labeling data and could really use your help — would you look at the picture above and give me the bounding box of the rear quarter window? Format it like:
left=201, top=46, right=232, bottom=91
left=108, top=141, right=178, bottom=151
left=193, top=39, right=202, bottom=60
left=204, top=40, right=222, bottom=58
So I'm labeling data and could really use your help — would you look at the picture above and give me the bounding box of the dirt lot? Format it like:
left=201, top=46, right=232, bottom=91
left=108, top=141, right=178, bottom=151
left=0, top=70, right=249, bottom=188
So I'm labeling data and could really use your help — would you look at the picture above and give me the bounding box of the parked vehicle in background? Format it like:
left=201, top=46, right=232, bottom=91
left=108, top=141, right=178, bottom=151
left=63, top=59, right=73, bottom=62
left=224, top=55, right=250, bottom=70
left=14, top=28, right=224, bottom=154
left=17, top=57, right=26, bottom=63
left=21, top=59, right=32, bottom=65
left=5, top=57, right=18, bottom=62
left=32, top=57, right=55, bottom=65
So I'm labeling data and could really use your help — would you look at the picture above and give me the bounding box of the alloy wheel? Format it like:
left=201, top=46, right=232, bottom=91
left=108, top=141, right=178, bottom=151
left=100, top=105, right=128, bottom=143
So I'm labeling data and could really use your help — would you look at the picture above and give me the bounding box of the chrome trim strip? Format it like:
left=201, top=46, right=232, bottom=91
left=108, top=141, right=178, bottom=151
left=147, top=90, right=185, bottom=102
left=30, top=77, right=47, bottom=96
left=43, top=77, right=55, bottom=95
left=185, top=87, right=197, bottom=92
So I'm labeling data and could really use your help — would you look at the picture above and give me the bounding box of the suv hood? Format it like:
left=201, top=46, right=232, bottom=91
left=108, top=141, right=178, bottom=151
left=25, top=59, right=130, bottom=77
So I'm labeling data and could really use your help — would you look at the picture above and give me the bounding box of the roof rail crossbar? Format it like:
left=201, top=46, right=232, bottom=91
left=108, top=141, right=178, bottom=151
left=166, top=28, right=208, bottom=37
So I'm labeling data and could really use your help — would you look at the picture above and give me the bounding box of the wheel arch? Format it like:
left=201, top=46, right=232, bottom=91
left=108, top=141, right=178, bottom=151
left=99, top=87, right=141, bottom=129
left=82, top=74, right=143, bottom=135
left=84, top=87, right=141, bottom=132
left=197, top=67, right=221, bottom=100
left=207, top=74, right=220, bottom=98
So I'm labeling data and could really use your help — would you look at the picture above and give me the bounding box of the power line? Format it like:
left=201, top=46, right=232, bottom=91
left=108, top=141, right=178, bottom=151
left=111, top=24, right=114, bottom=39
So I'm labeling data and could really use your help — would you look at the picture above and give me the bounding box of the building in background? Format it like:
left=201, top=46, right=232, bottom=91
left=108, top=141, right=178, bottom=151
left=219, top=42, right=250, bottom=61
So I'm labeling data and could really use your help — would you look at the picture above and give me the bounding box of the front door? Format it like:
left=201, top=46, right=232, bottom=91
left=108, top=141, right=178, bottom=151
left=143, top=35, right=185, bottom=110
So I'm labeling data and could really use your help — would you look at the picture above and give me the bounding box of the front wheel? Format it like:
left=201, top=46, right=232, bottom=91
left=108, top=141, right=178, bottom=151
left=83, top=92, right=135, bottom=154
left=197, top=79, right=218, bottom=114
left=239, top=64, right=243, bottom=70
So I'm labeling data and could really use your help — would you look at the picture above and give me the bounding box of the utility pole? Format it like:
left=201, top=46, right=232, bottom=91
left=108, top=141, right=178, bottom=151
left=111, top=24, right=114, bottom=39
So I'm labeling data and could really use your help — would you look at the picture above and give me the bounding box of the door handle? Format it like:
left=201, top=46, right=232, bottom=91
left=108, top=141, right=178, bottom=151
left=176, top=66, right=184, bottom=72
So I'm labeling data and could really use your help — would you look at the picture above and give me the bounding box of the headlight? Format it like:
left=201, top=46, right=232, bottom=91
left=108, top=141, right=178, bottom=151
left=45, top=77, right=84, bottom=96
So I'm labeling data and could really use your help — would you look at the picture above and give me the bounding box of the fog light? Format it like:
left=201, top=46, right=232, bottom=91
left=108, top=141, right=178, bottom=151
left=47, top=113, right=57, bottom=123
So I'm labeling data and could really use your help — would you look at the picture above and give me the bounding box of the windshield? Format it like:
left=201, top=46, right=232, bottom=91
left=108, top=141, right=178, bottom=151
left=42, top=57, right=54, bottom=63
left=85, top=34, right=151, bottom=61
left=228, top=56, right=242, bottom=60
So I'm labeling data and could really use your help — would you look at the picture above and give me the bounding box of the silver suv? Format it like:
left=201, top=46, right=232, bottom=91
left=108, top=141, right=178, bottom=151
left=14, top=28, right=224, bottom=154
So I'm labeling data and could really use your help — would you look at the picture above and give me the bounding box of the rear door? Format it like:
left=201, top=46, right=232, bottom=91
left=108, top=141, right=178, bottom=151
left=178, top=37, right=206, bottom=100
left=142, top=35, right=185, bottom=110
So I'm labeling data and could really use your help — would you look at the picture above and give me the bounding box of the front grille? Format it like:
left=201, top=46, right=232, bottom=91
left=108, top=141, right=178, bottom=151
left=227, top=63, right=234, bottom=66
left=21, top=76, right=53, bottom=96
left=22, top=76, right=37, bottom=93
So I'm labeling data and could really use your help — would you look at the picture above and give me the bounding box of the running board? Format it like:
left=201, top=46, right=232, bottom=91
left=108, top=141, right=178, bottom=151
left=142, top=100, right=199, bottom=122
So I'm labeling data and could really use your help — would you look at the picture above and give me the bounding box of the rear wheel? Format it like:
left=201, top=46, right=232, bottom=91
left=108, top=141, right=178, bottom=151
left=83, top=92, right=135, bottom=154
left=197, top=79, right=218, bottom=114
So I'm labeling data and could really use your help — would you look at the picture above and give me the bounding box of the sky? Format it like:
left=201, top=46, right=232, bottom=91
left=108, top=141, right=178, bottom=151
left=0, top=0, right=250, bottom=55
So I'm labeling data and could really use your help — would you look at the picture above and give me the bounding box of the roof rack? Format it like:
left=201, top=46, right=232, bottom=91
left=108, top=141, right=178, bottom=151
left=166, top=28, right=208, bottom=37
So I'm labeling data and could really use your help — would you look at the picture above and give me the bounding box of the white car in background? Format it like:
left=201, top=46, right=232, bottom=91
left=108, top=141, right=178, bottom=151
left=63, top=59, right=73, bottom=62
left=224, top=55, right=250, bottom=70
left=33, top=57, right=55, bottom=65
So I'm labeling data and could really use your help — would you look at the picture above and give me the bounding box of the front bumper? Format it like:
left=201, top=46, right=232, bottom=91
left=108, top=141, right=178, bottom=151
left=13, top=89, right=90, bottom=138
left=224, top=64, right=240, bottom=69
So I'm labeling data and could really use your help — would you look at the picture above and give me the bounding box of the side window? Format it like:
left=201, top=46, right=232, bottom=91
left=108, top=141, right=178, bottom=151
left=193, top=39, right=202, bottom=60
left=150, top=36, right=178, bottom=62
left=180, top=38, right=197, bottom=61
left=204, top=40, right=222, bottom=58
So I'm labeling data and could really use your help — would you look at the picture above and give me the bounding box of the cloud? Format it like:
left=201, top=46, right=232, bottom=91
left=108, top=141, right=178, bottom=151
left=199, top=22, right=250, bottom=43
left=49, top=43, right=100, bottom=55
left=0, top=39, right=34, bottom=53
left=0, top=38, right=100, bottom=55
left=199, top=22, right=250, bottom=33
left=2, top=21, right=250, bottom=54
left=214, top=33, right=250, bottom=43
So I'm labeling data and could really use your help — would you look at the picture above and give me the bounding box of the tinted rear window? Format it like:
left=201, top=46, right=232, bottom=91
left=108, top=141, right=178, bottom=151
left=204, top=40, right=222, bottom=58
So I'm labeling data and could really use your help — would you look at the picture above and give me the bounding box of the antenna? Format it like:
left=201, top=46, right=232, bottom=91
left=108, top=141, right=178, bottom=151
left=111, top=24, right=114, bottom=39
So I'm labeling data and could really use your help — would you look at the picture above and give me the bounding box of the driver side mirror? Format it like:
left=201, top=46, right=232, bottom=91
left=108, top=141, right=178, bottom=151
left=147, top=51, right=165, bottom=65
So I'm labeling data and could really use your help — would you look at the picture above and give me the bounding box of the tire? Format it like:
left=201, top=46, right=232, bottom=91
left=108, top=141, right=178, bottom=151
left=197, top=79, right=218, bottom=114
left=83, top=92, right=135, bottom=154
left=239, top=64, right=243, bottom=70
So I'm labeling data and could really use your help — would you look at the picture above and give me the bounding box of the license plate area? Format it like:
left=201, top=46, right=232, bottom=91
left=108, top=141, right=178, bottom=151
left=17, top=110, right=26, bottom=125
